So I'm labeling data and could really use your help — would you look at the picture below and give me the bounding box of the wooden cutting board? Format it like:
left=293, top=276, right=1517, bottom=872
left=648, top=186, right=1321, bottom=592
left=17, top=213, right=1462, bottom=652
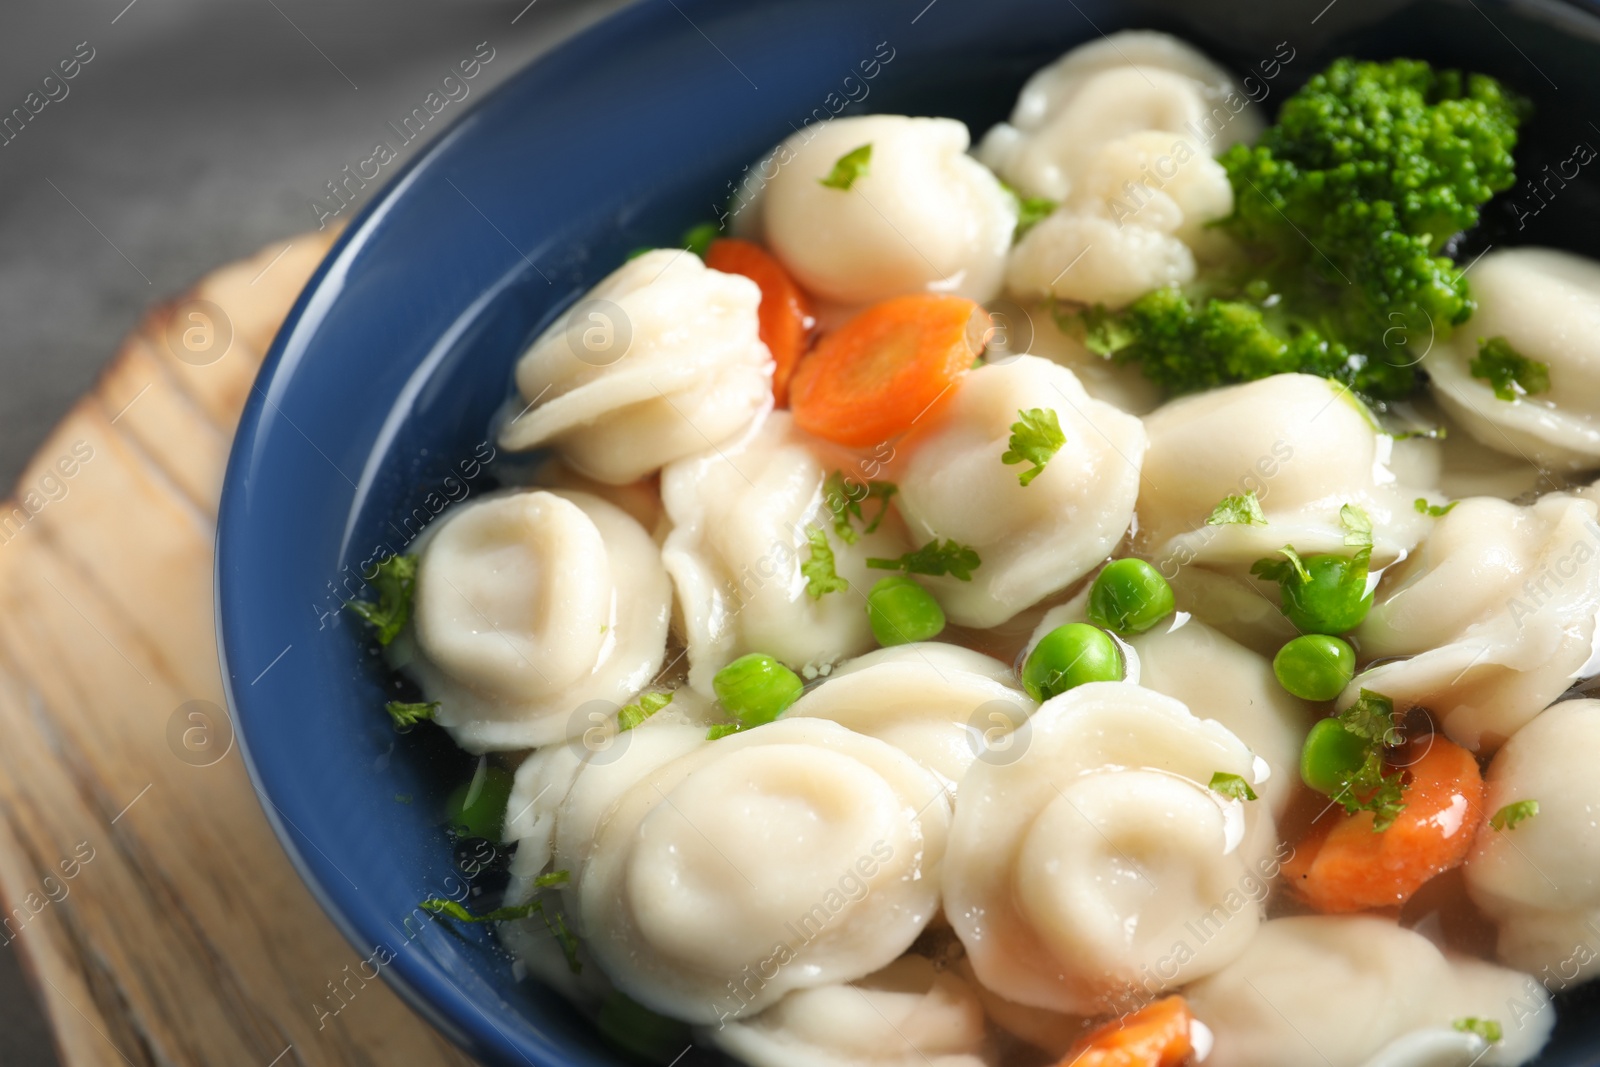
left=0, top=231, right=477, bottom=1067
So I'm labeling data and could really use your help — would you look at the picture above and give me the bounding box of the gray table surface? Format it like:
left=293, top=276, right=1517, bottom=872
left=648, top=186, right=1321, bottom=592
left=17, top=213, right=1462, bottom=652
left=0, top=1, right=630, bottom=1061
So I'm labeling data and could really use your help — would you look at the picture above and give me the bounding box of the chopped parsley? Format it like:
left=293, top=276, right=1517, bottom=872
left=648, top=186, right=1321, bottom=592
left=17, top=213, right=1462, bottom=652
left=823, top=470, right=897, bottom=544
left=818, top=143, right=872, bottom=190
left=1332, top=689, right=1409, bottom=831
left=1252, top=545, right=1311, bottom=585
left=867, top=538, right=982, bottom=581
left=345, top=554, right=418, bottom=646
left=1471, top=336, right=1550, bottom=401
left=1209, top=772, right=1258, bottom=802
left=385, top=700, right=438, bottom=732
left=1414, top=497, right=1459, bottom=517
left=421, top=871, right=579, bottom=971
left=1207, top=491, right=1267, bottom=527
left=617, top=691, right=673, bottom=732
left=1340, top=503, right=1373, bottom=548
left=1002, top=408, right=1067, bottom=486
left=682, top=221, right=719, bottom=258
left=1490, top=799, right=1539, bottom=832
left=1453, top=1017, right=1504, bottom=1044
left=801, top=526, right=849, bottom=599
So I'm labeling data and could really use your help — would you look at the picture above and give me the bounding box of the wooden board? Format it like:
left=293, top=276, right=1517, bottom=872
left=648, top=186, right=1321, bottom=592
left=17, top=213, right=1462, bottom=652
left=0, top=231, right=478, bottom=1067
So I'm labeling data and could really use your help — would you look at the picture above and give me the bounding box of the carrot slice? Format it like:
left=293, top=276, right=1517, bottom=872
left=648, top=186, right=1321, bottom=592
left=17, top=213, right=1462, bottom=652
left=1284, top=737, right=1485, bottom=914
left=705, top=238, right=815, bottom=407
left=789, top=293, right=981, bottom=447
left=1060, top=996, right=1194, bottom=1067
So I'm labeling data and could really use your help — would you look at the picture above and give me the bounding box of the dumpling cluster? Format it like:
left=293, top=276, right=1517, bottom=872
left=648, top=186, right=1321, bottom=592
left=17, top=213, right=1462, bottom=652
left=372, top=27, right=1599, bottom=1067
left=985, top=31, right=1259, bottom=308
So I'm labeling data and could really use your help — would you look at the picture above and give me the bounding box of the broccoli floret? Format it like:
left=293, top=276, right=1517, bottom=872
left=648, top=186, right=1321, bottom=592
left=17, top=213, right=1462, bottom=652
left=1079, top=58, right=1527, bottom=403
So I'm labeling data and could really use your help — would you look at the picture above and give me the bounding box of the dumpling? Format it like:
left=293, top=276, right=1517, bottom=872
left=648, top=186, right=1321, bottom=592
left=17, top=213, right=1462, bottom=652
left=1027, top=597, right=1309, bottom=818
left=784, top=642, right=1034, bottom=786
left=977, top=30, right=1262, bottom=202
left=760, top=114, right=1016, bottom=305
left=1426, top=248, right=1600, bottom=470
left=944, top=682, right=1274, bottom=1014
left=576, top=718, right=951, bottom=1023
left=1465, top=699, right=1600, bottom=984
left=893, top=356, right=1147, bottom=628
left=661, top=413, right=910, bottom=694
left=1005, top=131, right=1234, bottom=307
left=1343, top=495, right=1600, bottom=752
left=498, top=250, right=772, bottom=484
left=500, top=699, right=714, bottom=904
left=407, top=489, right=671, bottom=752
left=1185, top=917, right=1551, bottom=1067
left=1139, top=373, right=1431, bottom=567
left=703, top=955, right=991, bottom=1067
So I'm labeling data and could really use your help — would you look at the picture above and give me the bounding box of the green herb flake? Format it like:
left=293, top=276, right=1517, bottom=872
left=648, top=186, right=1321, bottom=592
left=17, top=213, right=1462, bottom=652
left=1414, top=497, right=1459, bottom=517
left=1471, top=336, right=1550, bottom=402
left=1002, top=408, right=1067, bottom=487
left=1340, top=503, right=1374, bottom=548
left=617, top=691, right=673, bottom=732
left=867, top=539, right=982, bottom=581
left=1333, top=689, right=1409, bottom=831
left=421, top=869, right=580, bottom=972
left=818, top=143, right=872, bottom=190
left=1209, top=772, right=1259, bottom=802
left=1490, top=799, right=1539, bottom=832
left=823, top=470, right=898, bottom=544
left=385, top=700, right=438, bottom=732
left=1207, top=491, right=1268, bottom=527
left=802, top=526, right=850, bottom=600
left=682, top=221, right=720, bottom=258
left=1453, top=1017, right=1503, bottom=1044
left=1251, top=545, right=1311, bottom=585
left=706, top=722, right=743, bottom=740
left=345, top=554, right=419, bottom=646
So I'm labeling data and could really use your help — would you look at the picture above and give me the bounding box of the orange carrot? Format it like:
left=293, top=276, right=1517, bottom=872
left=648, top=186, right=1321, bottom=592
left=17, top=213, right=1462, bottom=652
left=1060, top=996, right=1194, bottom=1067
left=705, top=238, right=815, bottom=407
left=789, top=293, right=980, bottom=447
left=1284, top=737, right=1485, bottom=914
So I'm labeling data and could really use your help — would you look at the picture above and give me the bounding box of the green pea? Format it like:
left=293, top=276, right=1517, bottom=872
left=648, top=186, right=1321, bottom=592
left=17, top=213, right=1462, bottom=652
left=1280, top=555, right=1373, bottom=635
left=445, top=764, right=514, bottom=842
left=1273, top=634, right=1356, bottom=701
left=1021, top=623, right=1124, bottom=702
left=713, top=653, right=804, bottom=728
left=1086, top=558, right=1176, bottom=636
left=1300, top=718, right=1369, bottom=795
left=866, top=576, right=946, bottom=647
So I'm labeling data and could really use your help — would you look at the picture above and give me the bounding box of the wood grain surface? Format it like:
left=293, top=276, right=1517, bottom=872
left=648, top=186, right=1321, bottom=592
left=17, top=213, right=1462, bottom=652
left=0, top=231, right=477, bottom=1067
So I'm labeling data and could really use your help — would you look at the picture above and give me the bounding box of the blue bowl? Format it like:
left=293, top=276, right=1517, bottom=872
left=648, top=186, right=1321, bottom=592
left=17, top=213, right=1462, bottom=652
left=218, top=0, right=1600, bottom=1062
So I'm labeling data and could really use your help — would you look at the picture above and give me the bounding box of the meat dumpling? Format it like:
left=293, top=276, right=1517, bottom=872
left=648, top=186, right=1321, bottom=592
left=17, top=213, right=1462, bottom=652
left=499, top=250, right=772, bottom=484
left=893, top=356, right=1146, bottom=628
left=407, top=490, right=670, bottom=751
left=703, top=955, right=991, bottom=1067
left=662, top=412, right=910, bottom=695
left=944, top=682, right=1274, bottom=1014
left=576, top=719, right=951, bottom=1023
left=1343, top=495, right=1600, bottom=752
left=760, top=114, right=1016, bottom=305
left=1426, top=248, right=1600, bottom=470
